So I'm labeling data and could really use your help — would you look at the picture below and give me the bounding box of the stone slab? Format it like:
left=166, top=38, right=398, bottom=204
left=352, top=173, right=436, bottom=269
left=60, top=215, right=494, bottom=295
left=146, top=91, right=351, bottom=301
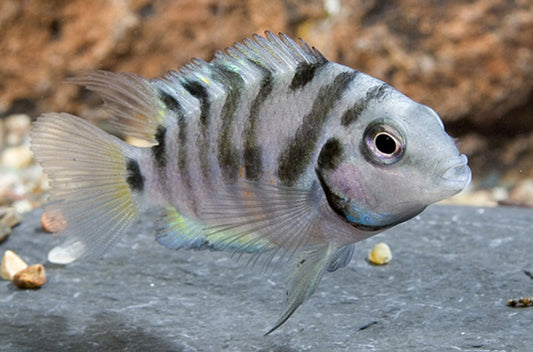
left=1, top=205, right=533, bottom=351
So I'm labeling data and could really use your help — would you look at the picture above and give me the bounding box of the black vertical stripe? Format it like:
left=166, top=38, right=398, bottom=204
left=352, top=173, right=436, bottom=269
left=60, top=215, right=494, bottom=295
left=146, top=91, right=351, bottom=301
left=156, top=87, right=196, bottom=212
left=340, top=101, right=366, bottom=126
left=277, top=70, right=357, bottom=186
left=317, top=138, right=344, bottom=171
left=366, top=83, right=388, bottom=101
left=152, top=125, right=167, bottom=168
left=211, top=63, right=244, bottom=183
left=156, top=88, right=183, bottom=171
left=289, top=62, right=324, bottom=90
left=159, top=90, right=181, bottom=113
left=341, top=83, right=389, bottom=126
left=182, top=80, right=211, bottom=182
left=126, top=158, right=144, bottom=192
left=177, top=113, right=189, bottom=193
left=182, top=80, right=210, bottom=126
left=243, top=66, right=273, bottom=181
left=171, top=101, right=198, bottom=214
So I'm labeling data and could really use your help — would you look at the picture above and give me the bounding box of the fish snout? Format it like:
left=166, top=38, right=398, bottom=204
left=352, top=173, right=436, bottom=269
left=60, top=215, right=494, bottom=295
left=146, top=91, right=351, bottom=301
left=438, top=154, right=472, bottom=192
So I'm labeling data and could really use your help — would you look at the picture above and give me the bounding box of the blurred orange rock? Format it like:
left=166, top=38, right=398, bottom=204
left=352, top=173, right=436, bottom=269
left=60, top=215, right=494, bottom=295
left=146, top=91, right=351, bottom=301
left=41, top=211, right=66, bottom=233
left=507, top=179, right=533, bottom=207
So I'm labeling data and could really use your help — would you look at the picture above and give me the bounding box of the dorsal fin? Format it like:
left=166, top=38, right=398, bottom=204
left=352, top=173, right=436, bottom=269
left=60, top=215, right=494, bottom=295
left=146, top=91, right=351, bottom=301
left=68, top=32, right=328, bottom=144
left=68, top=71, right=165, bottom=143
left=214, top=31, right=328, bottom=75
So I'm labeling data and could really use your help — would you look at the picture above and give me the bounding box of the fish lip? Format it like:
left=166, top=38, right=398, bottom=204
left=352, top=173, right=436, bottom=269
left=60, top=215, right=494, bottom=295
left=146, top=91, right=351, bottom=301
left=439, top=154, right=472, bottom=190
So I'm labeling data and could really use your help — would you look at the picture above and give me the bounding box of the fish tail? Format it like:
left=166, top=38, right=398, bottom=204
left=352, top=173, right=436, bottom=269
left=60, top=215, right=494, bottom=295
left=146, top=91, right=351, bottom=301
left=31, top=113, right=145, bottom=264
left=265, top=245, right=334, bottom=335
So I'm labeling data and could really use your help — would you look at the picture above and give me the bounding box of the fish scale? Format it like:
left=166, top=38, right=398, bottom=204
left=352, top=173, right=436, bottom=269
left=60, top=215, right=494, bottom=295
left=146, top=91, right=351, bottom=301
left=30, top=31, right=471, bottom=334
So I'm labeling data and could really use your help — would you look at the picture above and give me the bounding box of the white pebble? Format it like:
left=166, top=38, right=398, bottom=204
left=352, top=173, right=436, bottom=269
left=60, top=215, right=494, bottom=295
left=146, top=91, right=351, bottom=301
left=5, top=114, right=31, bottom=145
left=1, top=250, right=28, bottom=281
left=1, top=145, right=33, bottom=169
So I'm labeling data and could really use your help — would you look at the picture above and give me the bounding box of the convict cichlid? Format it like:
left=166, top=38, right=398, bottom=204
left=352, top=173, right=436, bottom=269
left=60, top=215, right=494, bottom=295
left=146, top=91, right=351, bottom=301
left=30, top=31, right=471, bottom=334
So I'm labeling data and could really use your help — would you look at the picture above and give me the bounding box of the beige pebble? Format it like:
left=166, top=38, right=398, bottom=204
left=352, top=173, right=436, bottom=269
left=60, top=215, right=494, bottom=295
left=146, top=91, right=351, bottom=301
left=0, top=207, right=21, bottom=228
left=5, top=114, right=31, bottom=131
left=368, top=242, right=392, bottom=265
left=13, top=199, right=33, bottom=214
left=1, top=250, right=28, bottom=280
left=439, top=189, right=497, bottom=207
left=5, top=114, right=31, bottom=145
left=125, top=136, right=156, bottom=148
left=13, top=264, right=46, bottom=289
left=0, top=223, right=12, bottom=243
left=507, top=179, right=533, bottom=207
left=0, top=119, right=4, bottom=147
left=1, top=145, right=33, bottom=169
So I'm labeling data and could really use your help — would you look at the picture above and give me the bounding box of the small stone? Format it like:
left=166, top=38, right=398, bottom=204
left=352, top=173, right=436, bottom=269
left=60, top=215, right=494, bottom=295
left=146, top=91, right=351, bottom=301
left=1, top=145, right=33, bottom=169
left=41, top=211, right=66, bottom=233
left=507, top=297, right=533, bottom=307
left=13, top=264, right=46, bottom=289
left=0, top=119, right=4, bottom=147
left=0, top=223, right=12, bottom=243
left=507, top=179, right=533, bottom=208
left=13, top=200, right=33, bottom=214
left=125, top=136, right=155, bottom=148
left=5, top=114, right=31, bottom=146
left=439, top=190, right=497, bottom=207
left=1, top=250, right=28, bottom=280
left=368, top=242, right=392, bottom=265
left=0, top=207, right=21, bottom=228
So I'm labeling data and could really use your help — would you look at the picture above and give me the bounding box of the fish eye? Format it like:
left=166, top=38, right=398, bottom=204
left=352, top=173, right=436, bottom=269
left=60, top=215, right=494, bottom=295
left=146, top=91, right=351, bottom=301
left=362, top=122, right=405, bottom=165
left=374, top=133, right=397, bottom=155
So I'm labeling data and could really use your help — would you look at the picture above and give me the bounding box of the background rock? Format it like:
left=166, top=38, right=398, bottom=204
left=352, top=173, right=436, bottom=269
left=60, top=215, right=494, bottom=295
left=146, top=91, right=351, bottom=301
left=1, top=0, right=532, bottom=188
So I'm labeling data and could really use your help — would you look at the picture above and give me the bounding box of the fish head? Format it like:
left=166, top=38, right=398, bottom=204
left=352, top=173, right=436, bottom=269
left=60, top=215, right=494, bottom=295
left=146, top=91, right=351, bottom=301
left=317, top=90, right=471, bottom=230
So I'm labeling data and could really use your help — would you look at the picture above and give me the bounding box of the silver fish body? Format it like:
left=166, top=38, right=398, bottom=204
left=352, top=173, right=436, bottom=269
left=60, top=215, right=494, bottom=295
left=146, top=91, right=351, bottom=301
left=30, top=32, right=471, bottom=333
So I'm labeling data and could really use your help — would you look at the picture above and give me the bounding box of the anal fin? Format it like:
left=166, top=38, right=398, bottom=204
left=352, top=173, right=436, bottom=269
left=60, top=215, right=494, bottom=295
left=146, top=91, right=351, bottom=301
left=156, top=206, right=275, bottom=254
left=156, top=207, right=207, bottom=250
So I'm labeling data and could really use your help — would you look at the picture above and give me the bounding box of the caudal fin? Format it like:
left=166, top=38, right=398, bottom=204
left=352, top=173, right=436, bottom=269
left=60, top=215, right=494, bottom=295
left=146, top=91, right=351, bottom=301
left=31, top=113, right=142, bottom=264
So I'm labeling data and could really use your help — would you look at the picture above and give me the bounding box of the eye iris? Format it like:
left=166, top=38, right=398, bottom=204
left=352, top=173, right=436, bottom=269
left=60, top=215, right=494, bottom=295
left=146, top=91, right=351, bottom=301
left=375, top=133, right=397, bottom=154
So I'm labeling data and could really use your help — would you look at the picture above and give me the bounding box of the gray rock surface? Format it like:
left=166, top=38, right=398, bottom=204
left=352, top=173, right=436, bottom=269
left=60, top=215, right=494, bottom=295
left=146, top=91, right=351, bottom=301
left=1, top=205, right=532, bottom=352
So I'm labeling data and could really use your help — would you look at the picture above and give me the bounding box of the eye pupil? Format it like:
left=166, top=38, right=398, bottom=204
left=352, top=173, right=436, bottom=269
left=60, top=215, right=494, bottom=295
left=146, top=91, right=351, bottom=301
left=375, top=133, right=397, bottom=154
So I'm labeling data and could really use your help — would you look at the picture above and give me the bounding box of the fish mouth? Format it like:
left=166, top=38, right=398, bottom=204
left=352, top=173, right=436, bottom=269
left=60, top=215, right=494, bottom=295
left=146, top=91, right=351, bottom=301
left=439, top=154, right=472, bottom=191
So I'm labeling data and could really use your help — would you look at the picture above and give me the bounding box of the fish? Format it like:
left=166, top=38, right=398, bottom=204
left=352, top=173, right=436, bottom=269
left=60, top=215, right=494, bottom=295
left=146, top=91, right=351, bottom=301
left=30, top=31, right=472, bottom=334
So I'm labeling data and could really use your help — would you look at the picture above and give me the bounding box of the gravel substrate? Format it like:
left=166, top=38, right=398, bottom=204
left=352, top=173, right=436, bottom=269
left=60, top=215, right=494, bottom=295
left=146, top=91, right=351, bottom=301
left=1, top=205, right=533, bottom=351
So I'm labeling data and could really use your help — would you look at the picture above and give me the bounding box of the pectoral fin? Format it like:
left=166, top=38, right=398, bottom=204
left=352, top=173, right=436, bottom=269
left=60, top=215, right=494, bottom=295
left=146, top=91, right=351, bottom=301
left=265, top=245, right=334, bottom=335
left=327, top=244, right=355, bottom=272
